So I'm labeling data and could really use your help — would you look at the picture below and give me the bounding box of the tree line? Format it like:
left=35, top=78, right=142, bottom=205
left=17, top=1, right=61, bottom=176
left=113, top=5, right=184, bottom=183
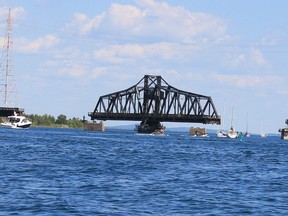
left=25, top=114, right=84, bottom=128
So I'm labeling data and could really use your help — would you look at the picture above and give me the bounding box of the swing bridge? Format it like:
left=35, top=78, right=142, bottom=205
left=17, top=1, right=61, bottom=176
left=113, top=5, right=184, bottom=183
left=88, top=75, right=221, bottom=132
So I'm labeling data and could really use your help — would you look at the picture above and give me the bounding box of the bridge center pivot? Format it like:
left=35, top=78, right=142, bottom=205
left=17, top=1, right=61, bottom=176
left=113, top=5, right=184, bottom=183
left=136, top=120, right=165, bottom=133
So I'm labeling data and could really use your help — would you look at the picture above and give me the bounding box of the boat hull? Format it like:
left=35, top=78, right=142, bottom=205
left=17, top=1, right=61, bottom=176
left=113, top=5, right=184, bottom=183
left=1, top=122, right=31, bottom=129
left=227, top=130, right=237, bottom=138
left=217, top=131, right=228, bottom=138
left=1, top=115, right=32, bottom=129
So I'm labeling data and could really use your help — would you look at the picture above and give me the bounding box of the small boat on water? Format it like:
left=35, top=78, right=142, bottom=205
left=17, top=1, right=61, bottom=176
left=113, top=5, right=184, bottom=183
left=217, top=130, right=228, bottom=138
left=226, top=83, right=237, bottom=139
left=227, top=127, right=238, bottom=139
left=244, top=131, right=250, bottom=138
left=1, top=115, right=32, bottom=129
left=244, top=113, right=250, bottom=137
left=259, top=121, right=266, bottom=138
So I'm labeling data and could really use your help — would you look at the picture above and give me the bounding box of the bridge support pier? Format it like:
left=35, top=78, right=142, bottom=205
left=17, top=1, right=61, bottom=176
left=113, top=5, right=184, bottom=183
left=136, top=120, right=165, bottom=133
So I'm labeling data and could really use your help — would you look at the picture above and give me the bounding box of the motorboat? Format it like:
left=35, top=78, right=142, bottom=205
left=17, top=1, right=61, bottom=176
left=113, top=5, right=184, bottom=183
left=151, top=128, right=165, bottom=136
left=1, top=115, right=32, bottom=129
left=217, top=130, right=228, bottom=138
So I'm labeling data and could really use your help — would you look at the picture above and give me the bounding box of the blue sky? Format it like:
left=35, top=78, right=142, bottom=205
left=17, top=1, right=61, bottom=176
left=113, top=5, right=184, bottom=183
left=1, top=0, right=288, bottom=134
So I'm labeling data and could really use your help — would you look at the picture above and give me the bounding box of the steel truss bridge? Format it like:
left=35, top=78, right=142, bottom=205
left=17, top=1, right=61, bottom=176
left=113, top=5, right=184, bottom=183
left=89, top=75, right=220, bottom=132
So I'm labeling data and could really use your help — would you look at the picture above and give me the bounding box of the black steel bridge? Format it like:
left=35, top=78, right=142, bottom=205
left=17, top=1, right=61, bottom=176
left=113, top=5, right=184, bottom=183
left=89, top=75, right=220, bottom=132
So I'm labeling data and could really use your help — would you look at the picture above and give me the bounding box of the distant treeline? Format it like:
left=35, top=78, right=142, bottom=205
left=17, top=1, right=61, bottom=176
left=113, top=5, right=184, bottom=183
left=26, top=114, right=84, bottom=128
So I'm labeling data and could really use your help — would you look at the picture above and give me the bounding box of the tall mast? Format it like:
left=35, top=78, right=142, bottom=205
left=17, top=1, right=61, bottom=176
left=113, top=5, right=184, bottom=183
left=230, top=83, right=236, bottom=129
left=1, top=8, right=17, bottom=107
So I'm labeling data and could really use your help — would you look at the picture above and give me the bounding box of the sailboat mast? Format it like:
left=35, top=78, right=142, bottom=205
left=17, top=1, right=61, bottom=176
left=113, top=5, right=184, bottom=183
left=246, top=112, right=249, bottom=132
left=230, top=83, right=236, bottom=129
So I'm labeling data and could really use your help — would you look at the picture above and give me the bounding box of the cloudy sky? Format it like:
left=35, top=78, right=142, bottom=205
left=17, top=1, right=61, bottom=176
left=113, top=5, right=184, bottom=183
left=0, top=0, right=287, bottom=134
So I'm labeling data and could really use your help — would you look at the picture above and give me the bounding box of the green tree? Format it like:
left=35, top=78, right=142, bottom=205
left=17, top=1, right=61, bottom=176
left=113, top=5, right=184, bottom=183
left=26, top=113, right=84, bottom=128
left=56, top=114, right=67, bottom=125
left=67, top=117, right=84, bottom=128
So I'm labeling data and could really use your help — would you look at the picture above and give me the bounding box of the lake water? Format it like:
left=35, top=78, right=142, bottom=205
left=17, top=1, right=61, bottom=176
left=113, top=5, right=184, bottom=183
left=0, top=127, right=288, bottom=215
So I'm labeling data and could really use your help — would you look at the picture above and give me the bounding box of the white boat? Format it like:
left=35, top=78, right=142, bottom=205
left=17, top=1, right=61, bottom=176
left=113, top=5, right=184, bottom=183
left=1, top=115, right=32, bottom=129
left=259, top=121, right=266, bottom=138
left=217, top=130, right=228, bottom=138
left=244, top=112, right=250, bottom=137
left=216, top=101, right=228, bottom=138
left=227, top=84, right=237, bottom=139
left=244, top=132, right=250, bottom=138
left=227, top=127, right=238, bottom=138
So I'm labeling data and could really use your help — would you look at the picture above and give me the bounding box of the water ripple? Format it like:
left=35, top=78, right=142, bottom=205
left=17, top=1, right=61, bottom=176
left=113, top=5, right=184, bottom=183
left=0, top=128, right=288, bottom=215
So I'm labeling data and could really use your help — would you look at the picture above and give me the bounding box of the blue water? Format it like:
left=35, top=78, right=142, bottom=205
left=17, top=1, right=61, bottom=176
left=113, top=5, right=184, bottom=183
left=1, top=127, right=288, bottom=215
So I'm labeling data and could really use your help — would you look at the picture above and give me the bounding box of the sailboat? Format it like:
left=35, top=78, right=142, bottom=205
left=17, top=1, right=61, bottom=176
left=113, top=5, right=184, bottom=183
left=227, top=84, right=237, bottom=139
left=217, top=100, right=228, bottom=138
left=227, top=126, right=238, bottom=138
left=260, top=121, right=266, bottom=138
left=244, top=112, right=250, bottom=137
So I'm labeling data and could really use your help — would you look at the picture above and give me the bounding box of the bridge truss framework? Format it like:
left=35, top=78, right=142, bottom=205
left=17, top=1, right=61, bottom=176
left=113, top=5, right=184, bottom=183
left=89, top=75, right=221, bottom=132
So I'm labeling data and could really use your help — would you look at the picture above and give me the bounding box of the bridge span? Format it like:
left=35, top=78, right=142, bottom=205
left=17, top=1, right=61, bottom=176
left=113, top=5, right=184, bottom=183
left=89, top=75, right=221, bottom=133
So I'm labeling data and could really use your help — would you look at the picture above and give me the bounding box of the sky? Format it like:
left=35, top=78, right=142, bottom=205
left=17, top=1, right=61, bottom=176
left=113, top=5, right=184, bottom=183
left=0, top=0, right=288, bottom=134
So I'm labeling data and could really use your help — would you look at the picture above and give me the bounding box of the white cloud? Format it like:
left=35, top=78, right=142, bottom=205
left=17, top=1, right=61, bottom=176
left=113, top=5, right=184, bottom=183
left=258, top=32, right=286, bottom=46
left=58, top=64, right=86, bottom=78
left=228, top=54, right=246, bottom=68
left=65, top=0, right=227, bottom=42
left=249, top=47, right=266, bottom=66
left=212, top=73, right=282, bottom=88
left=93, top=42, right=179, bottom=64
left=16, top=34, right=60, bottom=53
left=90, top=67, right=109, bottom=78
left=64, top=12, right=104, bottom=35
left=103, top=3, right=143, bottom=30
left=0, top=7, right=26, bottom=20
left=0, top=7, right=26, bottom=32
left=225, top=47, right=266, bottom=68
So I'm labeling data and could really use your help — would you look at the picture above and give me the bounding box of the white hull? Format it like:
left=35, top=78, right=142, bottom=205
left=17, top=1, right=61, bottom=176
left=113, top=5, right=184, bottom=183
left=217, top=131, right=228, bottom=138
left=1, top=123, right=31, bottom=129
left=192, top=134, right=209, bottom=138
left=1, top=115, right=32, bottom=129
left=227, top=129, right=237, bottom=138
left=227, top=132, right=238, bottom=139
